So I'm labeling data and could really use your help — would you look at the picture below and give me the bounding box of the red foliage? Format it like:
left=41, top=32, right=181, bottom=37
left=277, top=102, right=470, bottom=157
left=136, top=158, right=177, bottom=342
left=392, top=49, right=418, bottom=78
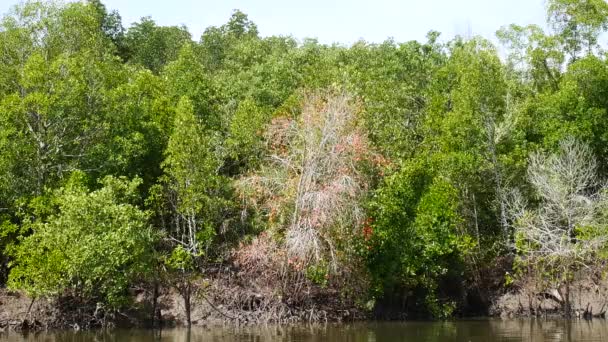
left=362, top=217, right=374, bottom=241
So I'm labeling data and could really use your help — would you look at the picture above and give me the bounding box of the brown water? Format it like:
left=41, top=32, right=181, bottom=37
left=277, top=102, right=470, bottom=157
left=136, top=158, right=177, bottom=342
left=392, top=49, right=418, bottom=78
left=2, top=320, right=608, bottom=341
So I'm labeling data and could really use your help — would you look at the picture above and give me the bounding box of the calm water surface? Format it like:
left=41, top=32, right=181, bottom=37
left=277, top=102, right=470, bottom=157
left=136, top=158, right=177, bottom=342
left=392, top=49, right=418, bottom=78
left=2, top=320, right=608, bottom=341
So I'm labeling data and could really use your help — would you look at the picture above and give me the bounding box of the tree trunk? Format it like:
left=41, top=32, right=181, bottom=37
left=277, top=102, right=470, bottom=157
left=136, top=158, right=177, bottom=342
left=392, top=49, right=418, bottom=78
left=183, top=281, right=192, bottom=327
left=483, top=113, right=509, bottom=244
left=565, top=282, right=571, bottom=317
left=152, top=281, right=161, bottom=328
left=560, top=281, right=572, bottom=317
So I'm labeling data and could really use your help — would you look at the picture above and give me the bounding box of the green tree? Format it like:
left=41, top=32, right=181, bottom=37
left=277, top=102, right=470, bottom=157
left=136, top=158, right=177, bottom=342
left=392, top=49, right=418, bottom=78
left=547, top=0, right=608, bottom=59
left=152, top=97, right=230, bottom=326
left=529, top=56, right=608, bottom=174
left=160, top=97, right=226, bottom=256
left=199, top=10, right=259, bottom=71
left=163, top=44, right=220, bottom=130
left=124, top=17, right=191, bottom=73
left=225, top=97, right=270, bottom=171
left=342, top=33, right=446, bottom=161
left=7, top=173, right=155, bottom=308
left=425, top=38, right=526, bottom=244
left=102, top=67, right=172, bottom=189
left=368, top=160, right=474, bottom=318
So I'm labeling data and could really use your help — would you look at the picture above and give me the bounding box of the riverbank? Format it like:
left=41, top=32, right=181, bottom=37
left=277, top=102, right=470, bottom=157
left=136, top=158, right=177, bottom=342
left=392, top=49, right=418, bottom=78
left=3, top=271, right=608, bottom=332
left=0, top=288, right=364, bottom=331
left=491, top=278, right=608, bottom=319
left=0, top=269, right=366, bottom=331
left=4, top=286, right=608, bottom=333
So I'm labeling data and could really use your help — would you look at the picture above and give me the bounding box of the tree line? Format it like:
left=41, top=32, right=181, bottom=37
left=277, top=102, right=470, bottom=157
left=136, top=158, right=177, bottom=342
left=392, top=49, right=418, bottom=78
left=2, top=0, right=608, bottom=322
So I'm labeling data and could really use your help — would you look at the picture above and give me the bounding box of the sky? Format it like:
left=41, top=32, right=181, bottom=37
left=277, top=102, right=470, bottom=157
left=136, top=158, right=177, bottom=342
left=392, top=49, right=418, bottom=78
left=0, top=0, right=549, bottom=45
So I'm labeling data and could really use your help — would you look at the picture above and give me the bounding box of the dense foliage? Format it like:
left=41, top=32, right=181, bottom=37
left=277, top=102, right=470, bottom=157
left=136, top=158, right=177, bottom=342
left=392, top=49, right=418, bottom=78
left=2, top=0, right=608, bottom=319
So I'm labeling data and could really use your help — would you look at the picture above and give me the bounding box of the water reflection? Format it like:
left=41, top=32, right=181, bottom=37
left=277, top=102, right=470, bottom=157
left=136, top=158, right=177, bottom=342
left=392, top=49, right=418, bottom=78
left=2, top=320, right=608, bottom=342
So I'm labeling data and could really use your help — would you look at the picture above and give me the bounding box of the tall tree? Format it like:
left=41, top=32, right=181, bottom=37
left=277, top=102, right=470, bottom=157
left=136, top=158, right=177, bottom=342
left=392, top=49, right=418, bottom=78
left=160, top=96, right=226, bottom=257
left=124, top=17, right=191, bottom=73
left=153, top=97, right=229, bottom=326
left=547, top=0, right=608, bottom=59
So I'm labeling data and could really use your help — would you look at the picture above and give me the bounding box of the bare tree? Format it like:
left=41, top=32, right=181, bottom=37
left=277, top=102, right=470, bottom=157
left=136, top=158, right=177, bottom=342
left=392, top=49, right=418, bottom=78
left=508, top=137, right=608, bottom=315
left=238, top=91, right=372, bottom=271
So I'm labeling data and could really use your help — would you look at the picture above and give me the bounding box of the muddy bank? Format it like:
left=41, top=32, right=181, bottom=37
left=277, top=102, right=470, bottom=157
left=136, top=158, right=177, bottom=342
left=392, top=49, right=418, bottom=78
left=0, top=271, right=365, bottom=331
left=0, top=289, right=149, bottom=331
left=491, top=279, right=608, bottom=319
left=5, top=259, right=608, bottom=332
left=0, top=289, right=363, bottom=332
left=5, top=280, right=608, bottom=332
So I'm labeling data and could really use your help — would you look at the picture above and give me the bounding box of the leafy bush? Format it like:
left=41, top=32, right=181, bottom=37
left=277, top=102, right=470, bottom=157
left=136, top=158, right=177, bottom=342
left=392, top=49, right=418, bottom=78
left=7, top=173, right=156, bottom=308
left=367, top=160, right=474, bottom=317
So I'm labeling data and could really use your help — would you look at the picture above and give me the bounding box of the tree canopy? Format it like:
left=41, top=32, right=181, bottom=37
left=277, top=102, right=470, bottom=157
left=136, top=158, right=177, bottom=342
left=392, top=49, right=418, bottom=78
left=2, top=0, right=608, bottom=320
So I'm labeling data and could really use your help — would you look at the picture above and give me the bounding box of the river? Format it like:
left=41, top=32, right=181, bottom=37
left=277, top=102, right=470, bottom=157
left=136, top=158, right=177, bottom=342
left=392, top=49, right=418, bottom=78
left=2, top=319, right=608, bottom=341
